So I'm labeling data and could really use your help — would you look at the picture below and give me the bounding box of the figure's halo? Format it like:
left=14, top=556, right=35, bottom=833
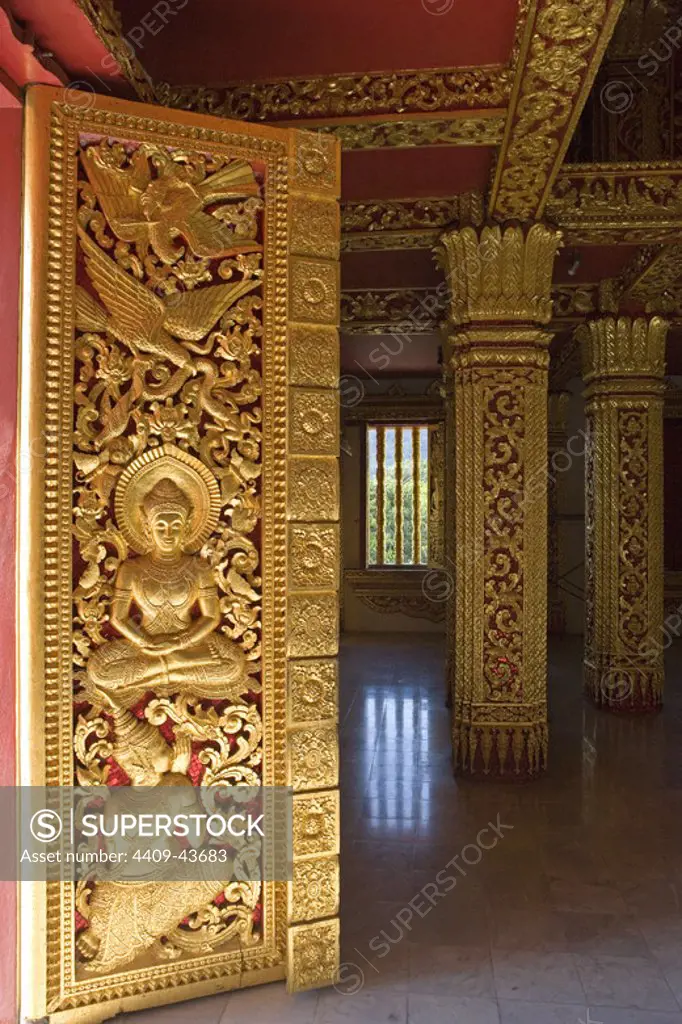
left=115, top=444, right=221, bottom=554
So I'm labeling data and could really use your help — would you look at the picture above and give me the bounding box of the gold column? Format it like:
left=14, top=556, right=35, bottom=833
left=548, top=391, right=570, bottom=635
left=443, top=341, right=456, bottom=706
left=438, top=223, right=561, bottom=777
left=580, top=315, right=667, bottom=712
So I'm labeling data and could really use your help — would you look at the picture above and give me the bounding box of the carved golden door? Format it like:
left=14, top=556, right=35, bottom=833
left=18, top=86, right=341, bottom=1022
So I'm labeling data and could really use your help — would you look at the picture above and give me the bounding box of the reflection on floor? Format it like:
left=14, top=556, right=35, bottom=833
left=125, top=634, right=682, bottom=1024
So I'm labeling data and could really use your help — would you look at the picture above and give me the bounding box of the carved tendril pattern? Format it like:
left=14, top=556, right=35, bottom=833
left=482, top=378, right=525, bottom=699
left=618, top=409, right=650, bottom=652
left=72, top=138, right=266, bottom=963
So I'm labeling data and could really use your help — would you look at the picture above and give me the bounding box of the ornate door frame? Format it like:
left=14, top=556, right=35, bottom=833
left=18, top=85, right=340, bottom=1022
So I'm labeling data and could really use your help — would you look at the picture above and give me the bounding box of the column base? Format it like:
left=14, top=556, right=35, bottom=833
left=584, top=656, right=663, bottom=712
left=452, top=717, right=548, bottom=779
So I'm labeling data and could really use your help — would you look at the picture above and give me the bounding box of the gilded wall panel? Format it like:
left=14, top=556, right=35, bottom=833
left=289, top=524, right=340, bottom=591
left=288, top=725, right=339, bottom=791
left=287, top=459, right=340, bottom=523
left=289, top=196, right=341, bottom=260
left=287, top=659, right=338, bottom=725
left=288, top=325, right=339, bottom=388
left=289, top=389, right=340, bottom=456
left=288, top=858, right=340, bottom=923
left=287, top=920, right=340, bottom=993
left=289, top=129, right=340, bottom=195
left=292, top=791, right=340, bottom=859
left=18, top=86, right=340, bottom=1020
left=286, top=594, right=339, bottom=658
left=289, top=257, right=340, bottom=325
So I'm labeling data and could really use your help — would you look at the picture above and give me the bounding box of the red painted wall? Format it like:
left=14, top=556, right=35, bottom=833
left=0, top=104, right=20, bottom=1024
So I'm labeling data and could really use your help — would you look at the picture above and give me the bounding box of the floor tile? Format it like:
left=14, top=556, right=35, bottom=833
left=560, top=912, right=650, bottom=957
left=124, top=993, right=230, bottom=1024
left=492, top=949, right=585, bottom=1004
left=574, top=955, right=679, bottom=1012
left=314, top=990, right=407, bottom=1023
left=407, top=993, right=500, bottom=1023
left=408, top=944, right=495, bottom=998
left=498, top=1002, right=588, bottom=1024
left=219, top=984, right=318, bottom=1024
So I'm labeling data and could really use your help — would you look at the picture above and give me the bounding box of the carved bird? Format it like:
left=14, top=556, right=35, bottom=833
left=82, top=144, right=261, bottom=264
left=76, top=227, right=259, bottom=370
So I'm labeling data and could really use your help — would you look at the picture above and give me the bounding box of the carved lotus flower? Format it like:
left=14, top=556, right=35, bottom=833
left=96, top=345, right=132, bottom=385
left=147, top=398, right=199, bottom=446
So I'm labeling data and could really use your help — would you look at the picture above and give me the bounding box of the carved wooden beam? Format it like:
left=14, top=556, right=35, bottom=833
left=549, top=162, right=682, bottom=243
left=74, top=0, right=155, bottom=100
left=341, top=163, right=682, bottom=250
left=340, top=288, right=445, bottom=334
left=155, top=66, right=513, bottom=124
left=341, top=194, right=482, bottom=252
left=489, top=0, right=627, bottom=221
left=304, top=113, right=506, bottom=151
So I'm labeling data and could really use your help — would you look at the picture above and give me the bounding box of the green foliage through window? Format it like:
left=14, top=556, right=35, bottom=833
left=366, top=424, right=430, bottom=567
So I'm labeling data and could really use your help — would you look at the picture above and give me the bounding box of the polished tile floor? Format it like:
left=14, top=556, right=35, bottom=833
left=126, top=634, right=682, bottom=1024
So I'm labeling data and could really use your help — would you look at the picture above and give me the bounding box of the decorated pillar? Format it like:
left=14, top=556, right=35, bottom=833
left=442, top=338, right=456, bottom=706
left=438, top=223, right=561, bottom=777
left=580, top=316, right=667, bottom=711
left=548, top=391, right=570, bottom=634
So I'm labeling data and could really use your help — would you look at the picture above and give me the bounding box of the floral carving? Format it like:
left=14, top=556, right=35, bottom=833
left=72, top=138, right=266, bottom=972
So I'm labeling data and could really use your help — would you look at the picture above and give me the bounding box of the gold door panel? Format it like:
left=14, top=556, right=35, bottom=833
left=18, top=85, right=340, bottom=1022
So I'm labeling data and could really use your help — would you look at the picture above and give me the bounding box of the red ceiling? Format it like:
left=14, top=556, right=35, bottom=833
left=116, top=0, right=519, bottom=83
left=341, top=333, right=442, bottom=375
left=343, top=250, right=441, bottom=290
left=343, top=146, right=495, bottom=201
left=553, top=245, right=639, bottom=284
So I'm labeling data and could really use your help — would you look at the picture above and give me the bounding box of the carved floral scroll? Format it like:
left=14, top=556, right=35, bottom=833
left=19, top=86, right=340, bottom=1022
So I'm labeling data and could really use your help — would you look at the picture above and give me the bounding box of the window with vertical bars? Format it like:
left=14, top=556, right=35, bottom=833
left=366, top=424, right=430, bottom=567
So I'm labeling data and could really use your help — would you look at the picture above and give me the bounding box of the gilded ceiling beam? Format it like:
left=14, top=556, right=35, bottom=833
left=74, top=0, right=155, bottom=101
left=342, top=161, right=682, bottom=250
left=340, top=289, right=444, bottom=334
left=615, top=246, right=682, bottom=314
left=155, top=66, right=512, bottom=124
left=489, top=0, right=627, bottom=221
left=341, top=281, right=647, bottom=337
left=341, top=194, right=482, bottom=252
left=311, top=114, right=506, bottom=151
left=549, top=162, right=682, bottom=243
left=598, top=244, right=664, bottom=311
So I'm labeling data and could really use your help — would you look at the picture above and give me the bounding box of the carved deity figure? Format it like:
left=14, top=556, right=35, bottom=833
left=87, top=444, right=256, bottom=706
